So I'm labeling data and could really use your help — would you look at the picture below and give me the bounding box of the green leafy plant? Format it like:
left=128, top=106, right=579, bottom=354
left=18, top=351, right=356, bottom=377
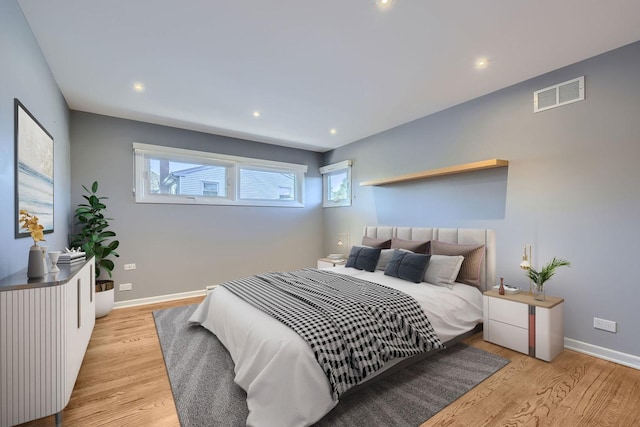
left=70, top=181, right=120, bottom=280
left=526, top=257, right=570, bottom=289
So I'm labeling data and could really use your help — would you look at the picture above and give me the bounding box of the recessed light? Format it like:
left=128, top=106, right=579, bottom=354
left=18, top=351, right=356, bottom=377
left=330, top=129, right=337, bottom=135
left=474, top=58, right=489, bottom=70
left=376, top=0, right=393, bottom=9
left=133, top=82, right=145, bottom=92
left=253, top=111, right=261, bottom=118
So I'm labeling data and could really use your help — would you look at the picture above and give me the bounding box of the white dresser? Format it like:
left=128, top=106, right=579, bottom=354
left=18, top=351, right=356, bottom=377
left=0, top=258, right=95, bottom=427
left=483, top=290, right=564, bottom=362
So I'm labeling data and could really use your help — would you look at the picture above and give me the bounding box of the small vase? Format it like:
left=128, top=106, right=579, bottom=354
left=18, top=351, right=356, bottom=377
left=27, top=245, right=46, bottom=279
left=533, top=283, right=545, bottom=301
left=49, top=251, right=61, bottom=273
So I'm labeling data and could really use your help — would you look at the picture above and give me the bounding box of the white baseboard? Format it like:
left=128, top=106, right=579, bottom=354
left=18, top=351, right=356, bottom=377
left=564, top=338, right=640, bottom=370
left=113, top=289, right=206, bottom=309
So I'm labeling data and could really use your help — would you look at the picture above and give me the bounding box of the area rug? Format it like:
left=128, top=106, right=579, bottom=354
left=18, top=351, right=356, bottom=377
left=153, top=304, right=509, bottom=427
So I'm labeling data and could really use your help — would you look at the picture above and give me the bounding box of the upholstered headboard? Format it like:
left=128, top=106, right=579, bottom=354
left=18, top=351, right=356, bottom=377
left=363, top=226, right=496, bottom=291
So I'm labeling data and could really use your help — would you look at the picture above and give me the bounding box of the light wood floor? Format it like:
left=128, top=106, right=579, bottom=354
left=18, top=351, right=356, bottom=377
left=21, top=297, right=640, bottom=427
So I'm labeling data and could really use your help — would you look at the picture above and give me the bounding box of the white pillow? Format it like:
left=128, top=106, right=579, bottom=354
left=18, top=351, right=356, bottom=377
left=423, top=255, right=464, bottom=289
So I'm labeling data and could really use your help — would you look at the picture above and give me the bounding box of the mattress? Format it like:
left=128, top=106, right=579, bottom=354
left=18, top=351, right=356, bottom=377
left=188, top=266, right=483, bottom=427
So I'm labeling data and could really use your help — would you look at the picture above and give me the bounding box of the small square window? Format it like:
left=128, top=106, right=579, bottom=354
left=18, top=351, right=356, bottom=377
left=320, top=160, right=352, bottom=207
left=202, top=181, right=219, bottom=197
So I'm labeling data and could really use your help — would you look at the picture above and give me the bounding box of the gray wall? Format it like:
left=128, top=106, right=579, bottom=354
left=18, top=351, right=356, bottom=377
left=324, top=41, right=640, bottom=357
left=0, top=0, right=71, bottom=279
left=70, top=112, right=324, bottom=301
left=3, top=0, right=638, bottom=359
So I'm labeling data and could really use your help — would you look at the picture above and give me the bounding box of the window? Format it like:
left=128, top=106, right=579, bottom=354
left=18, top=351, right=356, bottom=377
left=133, top=143, right=307, bottom=207
left=320, top=160, right=352, bottom=207
left=278, top=186, right=292, bottom=199
left=202, top=181, right=219, bottom=197
left=239, top=167, right=295, bottom=201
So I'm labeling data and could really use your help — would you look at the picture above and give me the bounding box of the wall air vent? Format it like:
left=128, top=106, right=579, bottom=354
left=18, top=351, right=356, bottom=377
left=534, top=76, right=584, bottom=113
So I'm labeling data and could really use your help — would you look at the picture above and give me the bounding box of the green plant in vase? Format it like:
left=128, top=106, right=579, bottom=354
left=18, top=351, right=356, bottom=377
left=525, top=257, right=570, bottom=300
left=70, top=181, right=120, bottom=290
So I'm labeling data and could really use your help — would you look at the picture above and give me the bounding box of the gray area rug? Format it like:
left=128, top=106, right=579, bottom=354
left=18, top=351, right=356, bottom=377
left=154, top=304, right=509, bottom=427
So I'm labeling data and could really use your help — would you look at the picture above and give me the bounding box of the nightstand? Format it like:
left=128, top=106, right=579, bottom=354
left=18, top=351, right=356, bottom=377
left=483, top=290, right=564, bottom=362
left=317, top=258, right=346, bottom=268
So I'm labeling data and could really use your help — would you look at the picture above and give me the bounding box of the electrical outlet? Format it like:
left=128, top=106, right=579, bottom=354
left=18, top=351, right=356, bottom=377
left=119, top=283, right=132, bottom=291
left=124, top=263, right=136, bottom=271
left=593, top=317, right=617, bottom=333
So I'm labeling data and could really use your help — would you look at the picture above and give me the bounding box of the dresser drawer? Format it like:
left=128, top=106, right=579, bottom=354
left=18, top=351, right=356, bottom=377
left=487, top=319, right=529, bottom=354
left=487, top=296, right=528, bottom=328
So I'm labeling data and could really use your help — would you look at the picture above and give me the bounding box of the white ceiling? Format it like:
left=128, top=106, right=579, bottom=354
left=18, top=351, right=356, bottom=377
left=18, top=0, right=640, bottom=152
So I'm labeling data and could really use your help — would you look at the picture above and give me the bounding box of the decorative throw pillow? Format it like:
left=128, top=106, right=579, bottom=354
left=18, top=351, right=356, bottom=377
left=384, top=250, right=431, bottom=283
left=423, top=255, right=464, bottom=288
left=345, top=246, right=382, bottom=272
left=390, top=237, right=430, bottom=254
left=375, top=249, right=395, bottom=271
left=430, top=241, right=486, bottom=288
left=376, top=248, right=413, bottom=270
left=361, top=236, right=392, bottom=249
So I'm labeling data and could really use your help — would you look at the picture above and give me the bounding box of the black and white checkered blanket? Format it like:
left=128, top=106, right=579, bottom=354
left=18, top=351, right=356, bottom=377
left=220, top=269, right=444, bottom=400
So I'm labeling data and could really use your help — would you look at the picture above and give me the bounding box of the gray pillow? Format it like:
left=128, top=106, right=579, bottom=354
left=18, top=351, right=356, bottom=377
left=384, top=250, right=430, bottom=283
left=376, top=248, right=412, bottom=270
left=423, top=255, right=464, bottom=289
left=376, top=249, right=395, bottom=271
left=345, top=246, right=382, bottom=272
left=430, top=241, right=485, bottom=288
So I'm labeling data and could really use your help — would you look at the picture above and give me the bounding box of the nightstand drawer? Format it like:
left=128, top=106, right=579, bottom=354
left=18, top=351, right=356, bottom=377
left=487, top=319, right=529, bottom=354
left=487, top=296, right=528, bottom=328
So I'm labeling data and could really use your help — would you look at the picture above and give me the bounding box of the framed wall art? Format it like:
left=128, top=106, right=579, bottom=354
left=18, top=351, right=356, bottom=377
left=15, top=98, right=54, bottom=238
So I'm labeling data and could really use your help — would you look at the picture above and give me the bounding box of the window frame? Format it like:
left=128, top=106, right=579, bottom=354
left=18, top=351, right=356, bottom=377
left=320, top=160, right=352, bottom=208
left=133, top=143, right=307, bottom=207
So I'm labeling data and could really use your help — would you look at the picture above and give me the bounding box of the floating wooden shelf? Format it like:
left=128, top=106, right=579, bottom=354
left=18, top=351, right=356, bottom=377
left=359, top=159, right=509, bottom=186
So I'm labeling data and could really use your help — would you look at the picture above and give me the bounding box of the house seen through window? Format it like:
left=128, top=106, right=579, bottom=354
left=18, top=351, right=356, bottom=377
left=134, top=143, right=307, bottom=207
left=148, top=159, right=227, bottom=197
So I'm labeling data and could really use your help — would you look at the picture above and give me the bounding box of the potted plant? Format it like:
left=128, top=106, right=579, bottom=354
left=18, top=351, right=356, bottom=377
left=525, top=257, right=570, bottom=301
left=70, top=181, right=120, bottom=318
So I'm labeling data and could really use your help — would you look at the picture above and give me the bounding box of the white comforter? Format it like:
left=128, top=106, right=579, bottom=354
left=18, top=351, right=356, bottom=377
left=188, top=266, right=483, bottom=427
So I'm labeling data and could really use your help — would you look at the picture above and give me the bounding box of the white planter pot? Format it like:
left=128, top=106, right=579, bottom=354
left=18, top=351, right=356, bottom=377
left=95, top=288, right=115, bottom=318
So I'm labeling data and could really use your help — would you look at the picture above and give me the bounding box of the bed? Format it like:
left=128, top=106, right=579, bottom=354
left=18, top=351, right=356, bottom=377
left=189, top=226, right=496, bottom=427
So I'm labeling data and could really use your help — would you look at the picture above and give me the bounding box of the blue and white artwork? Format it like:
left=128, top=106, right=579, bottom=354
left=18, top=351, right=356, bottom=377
left=16, top=100, right=54, bottom=237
